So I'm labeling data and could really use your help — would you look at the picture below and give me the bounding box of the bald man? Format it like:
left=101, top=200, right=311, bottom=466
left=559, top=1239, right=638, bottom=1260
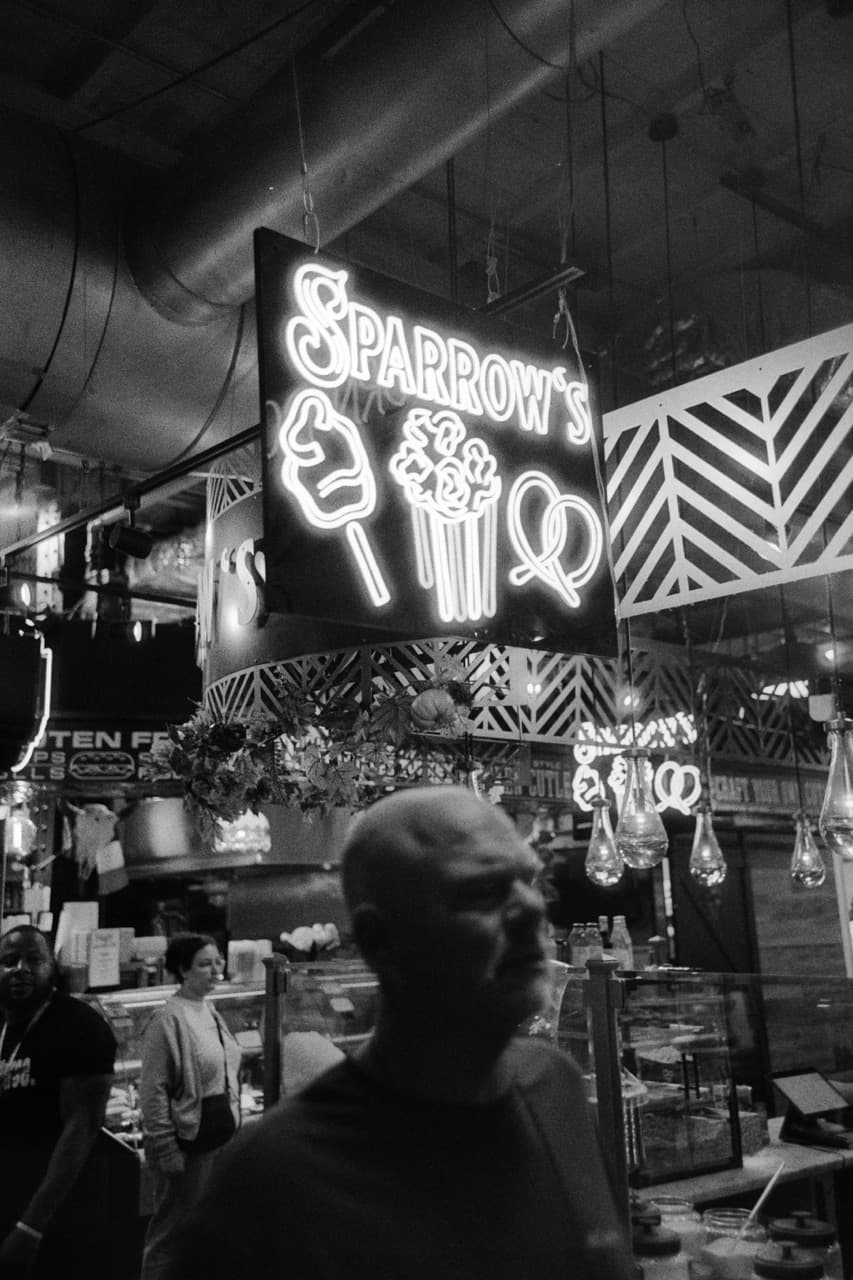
left=167, top=787, right=635, bottom=1280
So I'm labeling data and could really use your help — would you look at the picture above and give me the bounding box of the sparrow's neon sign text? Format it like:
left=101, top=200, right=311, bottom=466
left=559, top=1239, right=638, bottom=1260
left=285, top=263, right=591, bottom=444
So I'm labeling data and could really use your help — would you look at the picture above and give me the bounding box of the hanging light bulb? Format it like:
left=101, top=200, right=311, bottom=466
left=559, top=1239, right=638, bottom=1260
left=790, top=811, right=827, bottom=888
left=689, top=804, right=727, bottom=887
left=614, top=747, right=669, bottom=869
left=585, top=797, right=623, bottom=887
left=819, top=718, right=853, bottom=860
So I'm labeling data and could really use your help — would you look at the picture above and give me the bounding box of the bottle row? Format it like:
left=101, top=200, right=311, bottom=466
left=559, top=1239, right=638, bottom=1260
left=567, top=915, right=634, bottom=970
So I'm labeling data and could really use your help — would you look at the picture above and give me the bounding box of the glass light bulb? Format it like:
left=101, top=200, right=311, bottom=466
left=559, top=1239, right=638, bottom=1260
left=791, top=811, right=827, bottom=889
left=689, top=805, right=727, bottom=887
left=585, top=799, right=623, bottom=887
left=614, top=748, right=668, bottom=869
left=819, top=718, right=853, bottom=861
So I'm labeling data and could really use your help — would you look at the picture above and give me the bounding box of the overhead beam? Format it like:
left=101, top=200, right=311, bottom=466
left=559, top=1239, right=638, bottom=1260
left=720, top=169, right=853, bottom=258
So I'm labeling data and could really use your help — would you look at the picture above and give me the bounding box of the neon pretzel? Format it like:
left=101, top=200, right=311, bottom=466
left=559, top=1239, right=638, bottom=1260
left=654, top=760, right=702, bottom=814
left=388, top=408, right=501, bottom=624
left=275, top=388, right=390, bottom=608
left=506, top=470, right=603, bottom=609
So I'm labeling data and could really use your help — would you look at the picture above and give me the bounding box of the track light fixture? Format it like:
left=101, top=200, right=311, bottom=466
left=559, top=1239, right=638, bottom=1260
left=107, top=521, right=154, bottom=559
left=0, top=569, right=32, bottom=614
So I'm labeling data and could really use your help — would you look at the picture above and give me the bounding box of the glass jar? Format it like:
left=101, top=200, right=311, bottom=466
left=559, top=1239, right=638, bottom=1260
left=651, top=1196, right=703, bottom=1260
left=767, top=1213, right=840, bottom=1280
left=633, top=1220, right=690, bottom=1280
left=700, top=1208, right=767, bottom=1280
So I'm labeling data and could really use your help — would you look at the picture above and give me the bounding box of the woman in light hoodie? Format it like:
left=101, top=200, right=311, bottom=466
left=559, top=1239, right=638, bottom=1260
left=139, top=933, right=242, bottom=1280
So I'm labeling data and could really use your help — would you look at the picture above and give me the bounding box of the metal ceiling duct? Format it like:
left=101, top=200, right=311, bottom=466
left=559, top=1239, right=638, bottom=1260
left=1, top=0, right=668, bottom=474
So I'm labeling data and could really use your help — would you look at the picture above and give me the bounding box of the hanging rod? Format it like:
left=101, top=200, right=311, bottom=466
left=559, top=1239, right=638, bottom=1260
left=7, top=568, right=196, bottom=610
left=0, top=421, right=261, bottom=563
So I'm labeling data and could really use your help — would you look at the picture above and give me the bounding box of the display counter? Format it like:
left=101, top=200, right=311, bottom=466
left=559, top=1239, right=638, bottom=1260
left=647, top=1118, right=853, bottom=1277
left=650, top=1117, right=845, bottom=1208
left=82, top=954, right=853, bottom=1274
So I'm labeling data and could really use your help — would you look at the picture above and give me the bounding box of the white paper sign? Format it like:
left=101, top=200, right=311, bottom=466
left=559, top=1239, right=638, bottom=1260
left=87, top=927, right=121, bottom=989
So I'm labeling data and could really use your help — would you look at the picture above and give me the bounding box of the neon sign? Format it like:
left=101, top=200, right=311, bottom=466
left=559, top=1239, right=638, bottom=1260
left=507, top=471, right=602, bottom=609
left=196, top=534, right=267, bottom=669
left=572, top=714, right=696, bottom=762
left=256, top=230, right=615, bottom=651
left=285, top=262, right=592, bottom=444
left=388, top=407, right=501, bottom=623
left=570, top=716, right=701, bottom=815
left=277, top=388, right=390, bottom=607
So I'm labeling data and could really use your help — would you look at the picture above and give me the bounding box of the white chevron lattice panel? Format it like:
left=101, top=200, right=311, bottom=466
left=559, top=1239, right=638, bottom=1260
left=604, top=325, right=853, bottom=616
left=203, top=640, right=825, bottom=767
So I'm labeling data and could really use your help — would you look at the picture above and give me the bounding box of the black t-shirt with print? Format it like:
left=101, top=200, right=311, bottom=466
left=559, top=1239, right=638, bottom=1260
left=0, top=991, right=116, bottom=1140
left=0, top=991, right=116, bottom=1232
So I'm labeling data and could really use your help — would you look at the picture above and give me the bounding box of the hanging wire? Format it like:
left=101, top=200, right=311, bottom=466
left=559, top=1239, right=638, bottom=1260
left=553, top=14, right=577, bottom=353
left=446, top=158, right=459, bottom=305
left=660, top=133, right=678, bottom=388
left=599, top=52, right=617, bottom=410
left=751, top=199, right=767, bottom=354
left=680, top=610, right=713, bottom=803
left=292, top=58, right=320, bottom=252
left=680, top=0, right=708, bottom=106
left=482, top=18, right=501, bottom=306
left=593, top=50, right=624, bottom=635
left=485, top=222, right=501, bottom=303
left=487, top=0, right=569, bottom=73
left=778, top=585, right=807, bottom=813
left=784, top=0, right=813, bottom=338
left=623, top=617, right=639, bottom=746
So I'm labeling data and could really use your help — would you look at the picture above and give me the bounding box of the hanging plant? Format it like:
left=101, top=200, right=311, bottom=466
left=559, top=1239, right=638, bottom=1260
left=150, top=657, right=479, bottom=839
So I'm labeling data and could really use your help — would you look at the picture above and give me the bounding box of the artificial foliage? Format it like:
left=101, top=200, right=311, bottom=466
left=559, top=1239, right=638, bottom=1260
left=151, top=657, right=479, bottom=839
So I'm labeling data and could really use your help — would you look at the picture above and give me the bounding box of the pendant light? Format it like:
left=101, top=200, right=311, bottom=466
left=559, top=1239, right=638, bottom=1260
left=791, top=811, right=827, bottom=888
left=612, top=618, right=668, bottom=870
left=585, top=796, right=623, bottom=886
left=614, top=747, right=669, bottom=869
left=681, top=614, right=727, bottom=888
left=689, top=804, right=728, bottom=888
left=777, top=587, right=828, bottom=884
left=819, top=718, right=853, bottom=860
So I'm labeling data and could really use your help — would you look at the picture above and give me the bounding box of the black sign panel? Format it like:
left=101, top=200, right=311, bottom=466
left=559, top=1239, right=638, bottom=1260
left=255, top=229, right=616, bottom=654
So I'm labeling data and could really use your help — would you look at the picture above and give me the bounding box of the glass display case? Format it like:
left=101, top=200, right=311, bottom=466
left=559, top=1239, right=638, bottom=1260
left=557, top=964, right=744, bottom=1191
left=559, top=963, right=853, bottom=1195
left=85, top=980, right=266, bottom=1149
left=619, top=970, right=743, bottom=1187
left=263, top=956, right=379, bottom=1103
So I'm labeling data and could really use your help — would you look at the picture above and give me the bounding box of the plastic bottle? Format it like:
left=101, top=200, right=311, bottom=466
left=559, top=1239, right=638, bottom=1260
left=598, top=914, right=612, bottom=951
left=585, top=921, right=603, bottom=960
left=568, top=922, right=589, bottom=968
left=766, top=1212, right=840, bottom=1280
left=610, top=914, right=634, bottom=970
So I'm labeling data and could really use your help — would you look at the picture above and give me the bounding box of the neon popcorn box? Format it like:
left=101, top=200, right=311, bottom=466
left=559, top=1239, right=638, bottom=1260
left=389, top=408, right=502, bottom=624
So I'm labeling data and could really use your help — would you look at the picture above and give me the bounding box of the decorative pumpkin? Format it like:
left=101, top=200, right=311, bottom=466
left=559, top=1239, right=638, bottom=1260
left=409, top=686, right=457, bottom=731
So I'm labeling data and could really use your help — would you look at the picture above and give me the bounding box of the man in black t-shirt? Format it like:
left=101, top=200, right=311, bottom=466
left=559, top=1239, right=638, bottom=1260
left=0, top=924, right=116, bottom=1278
left=167, top=787, right=637, bottom=1280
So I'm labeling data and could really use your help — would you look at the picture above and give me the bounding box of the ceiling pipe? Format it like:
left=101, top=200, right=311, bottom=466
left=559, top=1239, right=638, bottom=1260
left=124, top=0, right=671, bottom=325
left=1, top=0, right=669, bottom=473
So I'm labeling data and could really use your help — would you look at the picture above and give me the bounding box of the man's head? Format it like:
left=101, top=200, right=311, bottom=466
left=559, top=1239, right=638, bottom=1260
left=0, top=924, right=55, bottom=1017
left=341, top=786, right=548, bottom=1043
